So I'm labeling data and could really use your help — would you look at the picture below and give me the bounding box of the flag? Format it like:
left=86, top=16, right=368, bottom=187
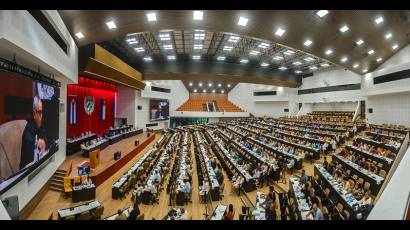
left=69, top=97, right=77, bottom=124
left=100, top=98, right=106, bottom=120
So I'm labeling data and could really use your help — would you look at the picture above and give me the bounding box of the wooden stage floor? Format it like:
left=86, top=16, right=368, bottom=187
left=61, top=132, right=152, bottom=177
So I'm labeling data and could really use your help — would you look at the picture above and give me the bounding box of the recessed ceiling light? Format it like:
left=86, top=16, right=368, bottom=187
left=146, top=13, right=157, bottom=22
left=385, top=33, right=392, bottom=39
left=198, top=82, right=203, bottom=87
left=368, top=49, right=375, bottom=55
left=217, top=56, right=226, bottom=61
left=339, top=25, right=349, bottom=33
left=356, top=39, right=364, bottom=46
left=353, top=63, right=359, bottom=68
left=316, top=10, right=329, bottom=18
left=208, top=83, right=213, bottom=87
left=227, top=84, right=231, bottom=88
left=193, top=89, right=197, bottom=93
left=167, top=55, right=176, bottom=60
left=310, top=66, right=318, bottom=70
left=106, top=20, right=117, bottom=29
left=279, top=66, right=287, bottom=70
left=341, top=57, right=348, bottom=62
left=260, top=62, right=269, bottom=67
left=362, top=69, right=368, bottom=73
left=240, top=59, right=249, bottom=63
left=159, top=33, right=171, bottom=41
left=143, top=56, right=152, bottom=61
left=192, top=55, right=201, bottom=60
left=221, top=90, right=225, bottom=93
left=375, top=16, right=384, bottom=25
left=126, top=37, right=138, bottom=44
left=212, top=89, right=216, bottom=93
left=295, top=70, right=302, bottom=74
left=376, top=57, right=383, bottom=62
left=284, top=50, right=295, bottom=55
left=258, top=42, right=270, bottom=48
left=193, top=44, right=203, bottom=50
left=194, top=33, right=205, bottom=40
left=238, top=16, right=248, bottom=26
left=320, top=63, right=330, bottom=67
left=392, top=44, right=399, bottom=50
left=325, top=49, right=333, bottom=55
left=189, top=82, right=193, bottom=86
left=293, top=61, right=302, bottom=66
left=228, top=36, right=240, bottom=43
left=163, top=44, right=173, bottom=50
left=304, top=57, right=314, bottom=62
left=75, top=32, right=84, bottom=39
left=275, top=28, right=286, bottom=37
left=249, top=50, right=260, bottom=55
left=218, top=83, right=222, bottom=87
left=304, top=39, right=313, bottom=47
left=203, top=89, right=207, bottom=93
left=193, top=11, right=203, bottom=20
left=273, top=56, right=284, bottom=61
left=134, top=47, right=145, bottom=52
left=223, top=46, right=233, bottom=51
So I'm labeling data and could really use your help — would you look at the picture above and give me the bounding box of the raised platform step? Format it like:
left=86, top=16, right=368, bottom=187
left=49, top=186, right=64, bottom=192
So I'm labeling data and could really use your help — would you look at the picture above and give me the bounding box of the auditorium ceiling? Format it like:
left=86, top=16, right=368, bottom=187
left=59, top=10, right=410, bottom=87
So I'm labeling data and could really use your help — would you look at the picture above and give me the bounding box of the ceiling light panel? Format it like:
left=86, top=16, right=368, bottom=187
left=146, top=13, right=157, bottom=21
left=134, top=47, right=145, bottom=52
left=368, top=49, right=375, bottom=55
left=273, top=56, right=284, bottom=61
left=356, top=39, right=364, bottom=46
left=279, top=66, right=287, bottom=70
left=375, top=16, right=384, bottom=24
left=143, top=57, right=152, bottom=61
left=249, top=50, right=260, bottom=55
left=193, top=11, right=203, bottom=20
left=341, top=57, right=348, bottom=62
left=217, top=56, right=226, bottom=61
left=240, top=59, right=249, bottom=63
left=106, top=20, right=117, bottom=29
left=258, top=42, right=270, bottom=48
left=320, top=63, right=330, bottom=67
left=275, top=28, right=286, bottom=37
left=376, top=57, right=382, bottom=62
left=194, top=33, right=205, bottom=40
left=392, top=44, right=399, bottom=50
left=228, top=36, right=240, bottom=43
left=193, top=44, right=203, bottom=49
left=304, top=39, right=313, bottom=47
left=192, top=55, right=201, bottom=60
left=163, top=44, right=173, bottom=50
left=316, top=10, right=329, bottom=18
left=260, top=62, right=269, bottom=67
left=293, top=61, right=302, bottom=66
left=167, top=55, right=176, bottom=60
left=223, top=46, right=233, bottom=51
left=284, top=50, right=295, bottom=55
left=159, top=33, right=171, bottom=41
left=238, top=16, right=248, bottom=26
left=339, top=25, right=349, bottom=33
left=304, top=57, right=314, bottom=62
left=385, top=33, right=392, bottom=39
left=325, top=49, right=333, bottom=55
left=75, top=32, right=84, bottom=39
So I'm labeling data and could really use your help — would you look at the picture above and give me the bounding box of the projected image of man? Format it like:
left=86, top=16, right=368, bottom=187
left=19, top=96, right=47, bottom=169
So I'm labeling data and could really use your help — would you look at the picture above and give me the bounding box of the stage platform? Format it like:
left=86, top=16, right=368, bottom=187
left=60, top=131, right=155, bottom=186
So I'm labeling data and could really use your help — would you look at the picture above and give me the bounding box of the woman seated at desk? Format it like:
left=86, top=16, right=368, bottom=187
left=359, top=191, right=373, bottom=207
left=353, top=182, right=364, bottom=200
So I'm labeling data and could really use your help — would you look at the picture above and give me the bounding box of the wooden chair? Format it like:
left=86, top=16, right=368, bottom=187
left=90, top=149, right=100, bottom=170
left=73, top=176, right=81, bottom=186
left=137, top=213, right=145, bottom=220
left=358, top=178, right=364, bottom=186
left=379, top=170, right=386, bottom=178
left=364, top=182, right=371, bottom=191
left=343, top=210, right=350, bottom=220
left=65, top=215, right=75, bottom=220
left=81, top=175, right=88, bottom=184
left=78, top=211, right=91, bottom=220
left=92, top=206, right=104, bottom=219
left=322, top=206, right=329, bottom=220
left=63, top=176, right=72, bottom=197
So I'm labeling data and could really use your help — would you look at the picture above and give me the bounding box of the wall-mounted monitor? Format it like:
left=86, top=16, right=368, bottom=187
left=149, top=99, right=169, bottom=122
left=0, top=69, right=60, bottom=194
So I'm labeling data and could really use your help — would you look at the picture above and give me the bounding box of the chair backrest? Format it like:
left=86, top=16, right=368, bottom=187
left=81, top=175, right=88, bottom=184
left=74, top=176, right=81, bottom=185
left=137, top=213, right=145, bottom=220
left=343, top=210, right=350, bottom=220
left=379, top=170, right=386, bottom=178
left=364, top=182, right=371, bottom=191
left=94, top=206, right=104, bottom=219
left=64, top=176, right=72, bottom=187
left=0, top=120, right=27, bottom=180
left=358, top=178, right=364, bottom=185
left=90, top=149, right=100, bottom=169
left=66, top=160, right=73, bottom=177
left=65, top=215, right=75, bottom=220
left=337, top=203, right=344, bottom=212
left=78, top=211, right=91, bottom=220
